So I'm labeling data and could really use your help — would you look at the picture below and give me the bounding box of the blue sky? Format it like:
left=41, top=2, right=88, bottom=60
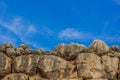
left=0, top=0, right=120, bottom=50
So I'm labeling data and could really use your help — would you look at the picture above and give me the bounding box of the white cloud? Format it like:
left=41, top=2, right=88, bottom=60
left=0, top=34, right=17, bottom=46
left=58, top=28, right=120, bottom=43
left=0, top=17, right=37, bottom=36
left=59, top=28, right=82, bottom=40
left=58, top=28, right=94, bottom=40
left=0, top=17, right=41, bottom=48
left=26, top=25, right=37, bottom=35
left=0, top=16, right=55, bottom=50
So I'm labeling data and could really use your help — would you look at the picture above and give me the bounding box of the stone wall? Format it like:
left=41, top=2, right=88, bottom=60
left=0, top=40, right=120, bottom=80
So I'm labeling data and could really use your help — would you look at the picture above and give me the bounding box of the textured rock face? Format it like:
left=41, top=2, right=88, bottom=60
left=29, top=74, right=49, bottom=80
left=88, top=40, right=109, bottom=55
left=0, top=40, right=120, bottom=80
left=0, top=52, right=11, bottom=78
left=37, top=55, right=76, bottom=80
left=12, top=55, right=38, bottom=75
left=76, top=53, right=104, bottom=79
left=86, top=78, right=108, bottom=80
left=101, top=55, right=119, bottom=80
left=54, top=43, right=86, bottom=60
left=1, top=73, right=29, bottom=80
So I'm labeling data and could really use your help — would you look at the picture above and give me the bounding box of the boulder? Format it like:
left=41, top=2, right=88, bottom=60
left=76, top=53, right=104, bottom=79
left=54, top=43, right=86, bottom=60
left=0, top=52, right=11, bottom=78
left=37, top=55, right=75, bottom=80
left=5, top=43, right=13, bottom=48
left=0, top=44, right=6, bottom=52
left=6, top=48, right=16, bottom=57
left=62, top=78, right=83, bottom=80
left=29, top=74, right=49, bottom=80
left=1, top=73, right=29, bottom=80
left=88, top=40, right=109, bottom=55
left=12, top=55, right=39, bottom=75
left=86, top=78, right=108, bottom=80
left=109, top=45, right=119, bottom=52
left=101, top=55, right=119, bottom=80
left=31, top=48, right=44, bottom=55
left=0, top=43, right=13, bottom=53
left=15, top=47, right=25, bottom=55
left=18, top=44, right=29, bottom=50
left=6, top=47, right=25, bottom=58
left=45, top=50, right=52, bottom=55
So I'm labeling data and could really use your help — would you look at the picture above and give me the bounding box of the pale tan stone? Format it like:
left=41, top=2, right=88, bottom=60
left=1, top=73, right=28, bottom=80
left=102, top=55, right=119, bottom=80
left=76, top=53, right=104, bottom=79
left=0, top=52, right=11, bottom=77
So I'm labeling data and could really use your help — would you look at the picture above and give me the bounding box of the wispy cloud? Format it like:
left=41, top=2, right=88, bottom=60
left=58, top=28, right=93, bottom=40
left=58, top=28, right=82, bottom=40
left=0, top=34, right=17, bottom=46
left=0, top=17, right=37, bottom=36
left=58, top=28, right=120, bottom=43
left=0, top=16, right=47, bottom=49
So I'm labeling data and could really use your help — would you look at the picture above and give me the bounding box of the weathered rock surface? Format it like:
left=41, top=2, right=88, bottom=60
left=0, top=52, right=11, bottom=78
left=54, top=43, right=86, bottom=60
left=86, top=78, right=108, bottom=80
left=1, top=73, right=29, bottom=80
left=37, top=55, right=76, bottom=80
left=12, top=55, right=39, bottom=75
left=29, top=74, right=49, bottom=80
left=0, top=40, right=120, bottom=80
left=88, top=40, right=109, bottom=55
left=76, top=53, right=104, bottom=79
left=110, top=45, right=119, bottom=52
left=101, top=55, right=119, bottom=80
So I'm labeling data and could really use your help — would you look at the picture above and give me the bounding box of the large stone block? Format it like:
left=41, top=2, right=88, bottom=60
left=88, top=40, right=109, bottom=55
left=76, top=53, right=104, bottom=79
left=1, top=73, right=28, bottom=80
left=54, top=43, right=86, bottom=60
left=0, top=52, right=11, bottom=78
left=12, top=55, right=39, bottom=75
left=102, top=55, right=119, bottom=80
left=37, top=55, right=75, bottom=80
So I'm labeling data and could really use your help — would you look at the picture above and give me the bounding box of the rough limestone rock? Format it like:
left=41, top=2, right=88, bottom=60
left=37, top=55, right=75, bottom=80
left=6, top=48, right=16, bottom=57
left=0, top=44, right=6, bottom=52
left=109, top=45, right=119, bottom=52
left=54, top=43, right=86, bottom=60
left=6, top=47, right=26, bottom=58
left=15, top=47, right=25, bottom=55
left=12, top=55, right=39, bottom=75
left=5, top=43, right=13, bottom=48
left=86, top=78, right=108, bottom=80
left=1, top=73, right=28, bottom=80
left=101, top=55, right=119, bottom=80
left=0, top=52, right=11, bottom=78
left=0, top=43, right=13, bottom=52
left=29, top=74, right=49, bottom=80
left=88, top=40, right=109, bottom=55
left=62, top=78, right=83, bottom=80
left=76, top=53, right=104, bottom=79
left=31, top=49, right=44, bottom=55
left=0, top=40, right=120, bottom=79
left=45, top=50, right=52, bottom=55
left=18, top=44, right=29, bottom=50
